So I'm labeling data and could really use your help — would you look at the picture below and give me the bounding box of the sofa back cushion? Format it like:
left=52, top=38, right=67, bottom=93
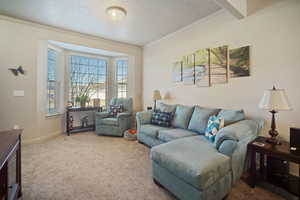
left=217, top=109, right=245, bottom=126
left=157, top=103, right=176, bottom=113
left=188, top=106, right=220, bottom=134
left=171, top=105, right=194, bottom=129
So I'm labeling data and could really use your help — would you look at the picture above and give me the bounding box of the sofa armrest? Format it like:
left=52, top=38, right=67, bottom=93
left=96, top=111, right=110, bottom=119
left=215, top=119, right=263, bottom=153
left=117, top=112, right=132, bottom=130
left=136, top=111, right=152, bottom=130
left=218, top=140, right=238, bottom=157
left=136, top=111, right=152, bottom=125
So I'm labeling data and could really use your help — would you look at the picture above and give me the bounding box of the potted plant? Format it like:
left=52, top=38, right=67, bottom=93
left=75, top=82, right=93, bottom=108
left=75, top=95, right=90, bottom=108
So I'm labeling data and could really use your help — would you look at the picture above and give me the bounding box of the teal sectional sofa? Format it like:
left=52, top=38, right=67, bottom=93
left=136, top=103, right=264, bottom=200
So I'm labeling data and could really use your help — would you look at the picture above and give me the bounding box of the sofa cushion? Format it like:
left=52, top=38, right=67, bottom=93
left=139, top=124, right=171, bottom=138
left=151, top=136, right=230, bottom=190
left=98, top=118, right=118, bottom=126
left=217, top=109, right=245, bottom=126
left=188, top=106, right=220, bottom=134
left=158, top=129, right=197, bottom=142
left=158, top=103, right=177, bottom=113
left=171, top=105, right=194, bottom=129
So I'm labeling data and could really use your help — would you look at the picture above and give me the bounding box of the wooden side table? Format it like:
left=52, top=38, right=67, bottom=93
left=248, top=136, right=300, bottom=199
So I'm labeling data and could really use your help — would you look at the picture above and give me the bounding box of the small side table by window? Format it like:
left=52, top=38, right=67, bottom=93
left=66, top=107, right=102, bottom=136
left=248, top=136, right=300, bottom=199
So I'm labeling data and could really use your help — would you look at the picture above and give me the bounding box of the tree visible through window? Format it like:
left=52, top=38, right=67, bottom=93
left=69, top=55, right=107, bottom=107
left=47, top=48, right=58, bottom=114
left=116, top=60, right=128, bottom=98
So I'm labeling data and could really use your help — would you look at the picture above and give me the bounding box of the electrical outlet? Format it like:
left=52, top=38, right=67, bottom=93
left=13, top=90, right=24, bottom=97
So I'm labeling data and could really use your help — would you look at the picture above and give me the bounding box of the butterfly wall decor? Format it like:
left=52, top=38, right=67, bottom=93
left=8, top=66, right=25, bottom=76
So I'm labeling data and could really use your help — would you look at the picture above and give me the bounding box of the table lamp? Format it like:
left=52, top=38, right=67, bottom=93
left=153, top=90, right=162, bottom=111
left=259, top=86, right=291, bottom=144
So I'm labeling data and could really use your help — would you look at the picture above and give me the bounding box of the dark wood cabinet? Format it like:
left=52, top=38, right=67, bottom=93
left=0, top=129, right=22, bottom=200
left=248, top=136, right=300, bottom=199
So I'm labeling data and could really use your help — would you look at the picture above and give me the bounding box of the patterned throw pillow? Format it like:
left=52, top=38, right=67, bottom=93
left=109, top=105, right=124, bottom=117
left=151, top=111, right=173, bottom=127
left=205, top=115, right=225, bottom=143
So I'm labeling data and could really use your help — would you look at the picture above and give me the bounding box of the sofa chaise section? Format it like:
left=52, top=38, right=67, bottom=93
left=151, top=136, right=232, bottom=200
left=150, top=119, right=262, bottom=200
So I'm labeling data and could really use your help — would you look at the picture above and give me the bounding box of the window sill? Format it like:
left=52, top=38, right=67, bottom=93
left=46, top=112, right=63, bottom=118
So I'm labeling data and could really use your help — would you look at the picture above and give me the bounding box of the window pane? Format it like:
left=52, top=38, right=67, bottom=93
left=69, top=55, right=107, bottom=107
left=47, top=49, right=58, bottom=114
left=116, top=60, right=128, bottom=98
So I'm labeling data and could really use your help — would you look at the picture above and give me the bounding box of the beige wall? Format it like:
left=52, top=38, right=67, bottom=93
left=0, top=15, right=143, bottom=143
left=143, top=0, right=300, bottom=142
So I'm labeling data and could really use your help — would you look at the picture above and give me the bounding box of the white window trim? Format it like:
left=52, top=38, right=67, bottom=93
left=46, top=44, right=64, bottom=117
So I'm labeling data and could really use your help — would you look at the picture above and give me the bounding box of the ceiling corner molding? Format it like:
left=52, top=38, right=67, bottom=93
left=214, top=0, right=247, bottom=19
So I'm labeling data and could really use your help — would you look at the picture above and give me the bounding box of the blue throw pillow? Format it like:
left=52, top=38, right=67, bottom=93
left=205, top=116, right=224, bottom=143
left=151, top=111, right=173, bottom=127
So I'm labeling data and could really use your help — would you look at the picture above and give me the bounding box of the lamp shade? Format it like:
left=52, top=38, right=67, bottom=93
left=259, top=87, right=291, bottom=111
left=153, top=90, right=162, bottom=101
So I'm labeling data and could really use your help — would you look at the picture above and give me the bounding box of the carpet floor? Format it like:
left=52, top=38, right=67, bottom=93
left=22, top=132, right=286, bottom=200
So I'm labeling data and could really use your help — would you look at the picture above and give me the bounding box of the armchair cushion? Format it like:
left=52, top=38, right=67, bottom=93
left=98, top=118, right=118, bottom=126
left=96, top=111, right=110, bottom=119
left=117, top=112, right=131, bottom=119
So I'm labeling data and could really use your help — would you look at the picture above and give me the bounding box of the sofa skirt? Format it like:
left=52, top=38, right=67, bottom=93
left=152, top=161, right=232, bottom=200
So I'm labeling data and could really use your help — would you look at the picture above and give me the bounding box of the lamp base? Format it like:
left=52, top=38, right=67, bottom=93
left=266, top=137, right=281, bottom=145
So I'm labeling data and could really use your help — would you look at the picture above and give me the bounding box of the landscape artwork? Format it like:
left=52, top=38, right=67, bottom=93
left=210, top=46, right=228, bottom=85
left=194, top=48, right=210, bottom=87
left=172, top=61, right=183, bottom=82
left=229, top=46, right=250, bottom=78
left=182, top=54, right=195, bottom=85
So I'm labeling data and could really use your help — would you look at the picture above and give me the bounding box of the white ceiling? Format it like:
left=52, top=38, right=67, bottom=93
left=0, top=0, right=221, bottom=46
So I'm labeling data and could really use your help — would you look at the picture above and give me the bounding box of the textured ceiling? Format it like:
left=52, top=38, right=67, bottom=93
left=0, top=0, right=221, bottom=46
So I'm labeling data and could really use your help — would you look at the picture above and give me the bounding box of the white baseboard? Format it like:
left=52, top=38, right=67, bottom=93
left=23, top=131, right=62, bottom=145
